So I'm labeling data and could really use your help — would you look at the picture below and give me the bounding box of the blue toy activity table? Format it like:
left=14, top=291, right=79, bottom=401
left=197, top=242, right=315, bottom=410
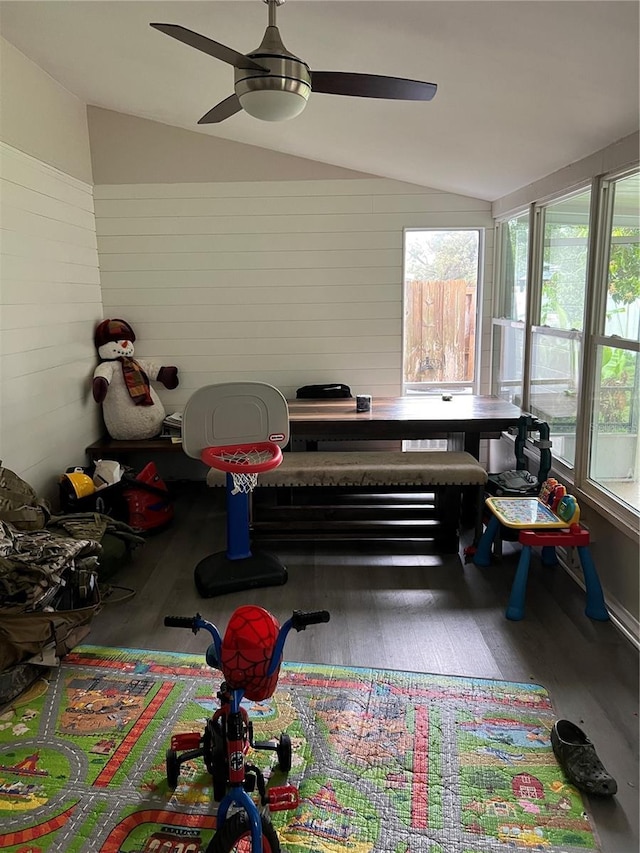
left=474, top=496, right=608, bottom=622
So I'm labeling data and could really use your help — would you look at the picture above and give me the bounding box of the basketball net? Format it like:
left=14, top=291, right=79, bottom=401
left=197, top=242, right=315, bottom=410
left=217, top=447, right=274, bottom=495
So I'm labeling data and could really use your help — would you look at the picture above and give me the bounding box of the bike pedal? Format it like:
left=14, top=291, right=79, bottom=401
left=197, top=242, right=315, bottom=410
left=267, top=785, right=300, bottom=811
left=171, top=733, right=202, bottom=750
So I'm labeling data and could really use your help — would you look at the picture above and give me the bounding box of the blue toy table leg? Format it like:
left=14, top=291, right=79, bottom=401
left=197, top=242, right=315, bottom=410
left=541, top=545, right=558, bottom=567
left=506, top=545, right=531, bottom=621
left=473, top=515, right=500, bottom=567
left=577, top=545, right=609, bottom=621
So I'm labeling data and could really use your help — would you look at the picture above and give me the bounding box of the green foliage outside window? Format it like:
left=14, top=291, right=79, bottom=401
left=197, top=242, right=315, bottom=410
left=405, top=230, right=479, bottom=282
left=608, top=233, right=640, bottom=307
left=540, top=224, right=589, bottom=331
left=598, top=347, right=636, bottom=432
left=599, top=222, right=639, bottom=432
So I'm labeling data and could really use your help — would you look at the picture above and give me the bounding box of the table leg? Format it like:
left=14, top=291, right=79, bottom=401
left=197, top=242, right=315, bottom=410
left=577, top=545, right=609, bottom=621
left=473, top=515, right=500, bottom=566
left=463, top=432, right=481, bottom=460
left=506, top=545, right=531, bottom=620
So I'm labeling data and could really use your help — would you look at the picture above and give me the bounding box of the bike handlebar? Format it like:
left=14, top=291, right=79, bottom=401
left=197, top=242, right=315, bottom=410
left=164, top=609, right=331, bottom=681
left=291, top=610, right=330, bottom=630
left=164, top=613, right=221, bottom=650
left=164, top=615, right=201, bottom=631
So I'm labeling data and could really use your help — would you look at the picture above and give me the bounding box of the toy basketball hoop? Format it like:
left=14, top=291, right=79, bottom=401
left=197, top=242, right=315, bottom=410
left=202, top=441, right=283, bottom=495
left=183, top=382, right=290, bottom=596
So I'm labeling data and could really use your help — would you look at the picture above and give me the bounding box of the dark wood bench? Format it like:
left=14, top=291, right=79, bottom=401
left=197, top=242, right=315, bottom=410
left=206, top=450, right=487, bottom=551
left=86, top=437, right=183, bottom=463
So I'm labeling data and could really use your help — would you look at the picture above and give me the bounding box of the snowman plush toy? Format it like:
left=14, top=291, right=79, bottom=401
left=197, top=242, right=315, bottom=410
left=92, top=318, right=179, bottom=440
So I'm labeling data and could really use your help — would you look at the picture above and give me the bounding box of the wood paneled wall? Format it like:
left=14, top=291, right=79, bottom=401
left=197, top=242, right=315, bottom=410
left=0, top=143, right=103, bottom=499
left=95, top=178, right=493, bottom=409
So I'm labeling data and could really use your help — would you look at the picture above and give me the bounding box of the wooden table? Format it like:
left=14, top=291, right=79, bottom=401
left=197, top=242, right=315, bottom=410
left=286, top=395, right=523, bottom=458
left=86, top=395, right=522, bottom=463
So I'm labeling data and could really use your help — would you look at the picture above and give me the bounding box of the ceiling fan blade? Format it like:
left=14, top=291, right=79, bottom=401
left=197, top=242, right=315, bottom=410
left=311, top=71, right=437, bottom=101
left=198, top=95, right=243, bottom=124
left=150, top=23, right=268, bottom=72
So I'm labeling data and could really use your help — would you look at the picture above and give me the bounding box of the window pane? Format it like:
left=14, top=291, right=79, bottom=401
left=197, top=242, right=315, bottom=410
left=499, top=214, right=529, bottom=321
left=492, top=323, right=525, bottom=405
left=541, top=190, right=591, bottom=331
left=590, top=345, right=639, bottom=511
left=529, top=329, right=581, bottom=466
left=403, top=230, right=479, bottom=387
left=604, top=173, right=640, bottom=342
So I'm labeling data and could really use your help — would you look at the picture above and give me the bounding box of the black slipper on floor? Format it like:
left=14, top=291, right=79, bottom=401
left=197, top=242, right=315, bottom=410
left=551, top=719, right=618, bottom=796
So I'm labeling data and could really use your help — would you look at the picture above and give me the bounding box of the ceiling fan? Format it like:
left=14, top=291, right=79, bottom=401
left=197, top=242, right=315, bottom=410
left=150, top=0, right=437, bottom=124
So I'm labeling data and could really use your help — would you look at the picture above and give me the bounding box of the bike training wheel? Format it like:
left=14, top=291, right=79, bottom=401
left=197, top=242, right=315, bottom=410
left=206, top=813, right=280, bottom=852
left=276, top=733, right=292, bottom=773
left=166, top=748, right=180, bottom=789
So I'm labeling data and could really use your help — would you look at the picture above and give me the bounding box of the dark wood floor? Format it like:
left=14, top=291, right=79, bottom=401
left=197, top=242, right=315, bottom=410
left=88, top=483, right=639, bottom=853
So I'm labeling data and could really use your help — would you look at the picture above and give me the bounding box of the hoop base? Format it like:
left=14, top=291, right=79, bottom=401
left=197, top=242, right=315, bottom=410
left=194, top=550, right=288, bottom=598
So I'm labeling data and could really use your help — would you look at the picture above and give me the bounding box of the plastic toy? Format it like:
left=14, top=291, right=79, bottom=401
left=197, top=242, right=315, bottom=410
left=164, top=606, right=330, bottom=851
left=122, top=461, right=174, bottom=532
left=182, top=382, right=290, bottom=597
left=473, top=487, right=608, bottom=622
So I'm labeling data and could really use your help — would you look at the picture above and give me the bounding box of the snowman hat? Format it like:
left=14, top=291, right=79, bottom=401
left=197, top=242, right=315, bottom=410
left=95, top=318, right=136, bottom=349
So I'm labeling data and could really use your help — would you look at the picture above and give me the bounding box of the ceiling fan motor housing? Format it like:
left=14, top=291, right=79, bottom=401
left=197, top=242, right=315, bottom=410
left=235, top=25, right=311, bottom=120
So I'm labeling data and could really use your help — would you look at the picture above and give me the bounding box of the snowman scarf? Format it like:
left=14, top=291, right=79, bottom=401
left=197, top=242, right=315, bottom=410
left=119, top=357, right=153, bottom=405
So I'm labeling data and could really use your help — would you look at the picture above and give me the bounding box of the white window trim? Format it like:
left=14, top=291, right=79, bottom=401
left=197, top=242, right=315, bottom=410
left=402, top=227, right=484, bottom=396
left=492, top=169, right=640, bottom=530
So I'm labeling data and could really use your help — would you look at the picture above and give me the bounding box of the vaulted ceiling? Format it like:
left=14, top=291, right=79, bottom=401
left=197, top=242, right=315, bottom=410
left=1, top=1, right=638, bottom=200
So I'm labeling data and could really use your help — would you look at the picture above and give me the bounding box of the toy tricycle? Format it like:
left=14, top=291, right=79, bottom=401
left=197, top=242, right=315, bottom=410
left=164, top=605, right=330, bottom=852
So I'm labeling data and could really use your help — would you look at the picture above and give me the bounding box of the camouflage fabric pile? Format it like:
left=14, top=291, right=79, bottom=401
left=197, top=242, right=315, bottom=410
left=0, top=462, right=145, bottom=613
left=0, top=463, right=51, bottom=532
left=0, top=519, right=100, bottom=611
left=0, top=465, right=145, bottom=677
left=47, top=512, right=145, bottom=552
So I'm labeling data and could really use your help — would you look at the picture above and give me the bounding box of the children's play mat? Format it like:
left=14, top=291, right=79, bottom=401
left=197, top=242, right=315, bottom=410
left=0, top=646, right=601, bottom=852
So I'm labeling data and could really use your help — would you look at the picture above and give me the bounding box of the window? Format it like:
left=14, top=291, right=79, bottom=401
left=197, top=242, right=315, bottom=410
left=492, top=168, right=640, bottom=525
left=498, top=212, right=529, bottom=322
left=586, top=172, right=640, bottom=512
left=492, top=213, right=529, bottom=404
left=403, top=229, right=481, bottom=394
left=529, top=190, right=592, bottom=466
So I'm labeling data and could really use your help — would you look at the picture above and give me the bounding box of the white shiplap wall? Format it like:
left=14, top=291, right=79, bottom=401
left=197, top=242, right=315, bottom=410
left=0, top=143, right=103, bottom=500
left=95, top=178, right=493, bottom=411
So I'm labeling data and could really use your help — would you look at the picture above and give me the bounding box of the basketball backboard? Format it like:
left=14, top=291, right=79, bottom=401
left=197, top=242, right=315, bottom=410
left=182, top=382, right=290, bottom=460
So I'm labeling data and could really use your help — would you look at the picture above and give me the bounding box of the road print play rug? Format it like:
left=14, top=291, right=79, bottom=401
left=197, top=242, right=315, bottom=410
left=0, top=646, right=600, bottom=852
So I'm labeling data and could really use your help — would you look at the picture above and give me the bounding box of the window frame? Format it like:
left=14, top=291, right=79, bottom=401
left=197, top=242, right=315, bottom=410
left=402, top=226, right=484, bottom=395
left=492, top=169, right=640, bottom=535
left=491, top=209, right=533, bottom=406
left=577, top=169, right=640, bottom=527
left=529, top=186, right=593, bottom=470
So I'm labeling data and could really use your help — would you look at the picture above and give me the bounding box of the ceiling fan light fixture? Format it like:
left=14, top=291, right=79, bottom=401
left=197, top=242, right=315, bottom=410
left=238, top=86, right=309, bottom=121
left=235, top=47, right=311, bottom=121
left=150, top=0, right=438, bottom=125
